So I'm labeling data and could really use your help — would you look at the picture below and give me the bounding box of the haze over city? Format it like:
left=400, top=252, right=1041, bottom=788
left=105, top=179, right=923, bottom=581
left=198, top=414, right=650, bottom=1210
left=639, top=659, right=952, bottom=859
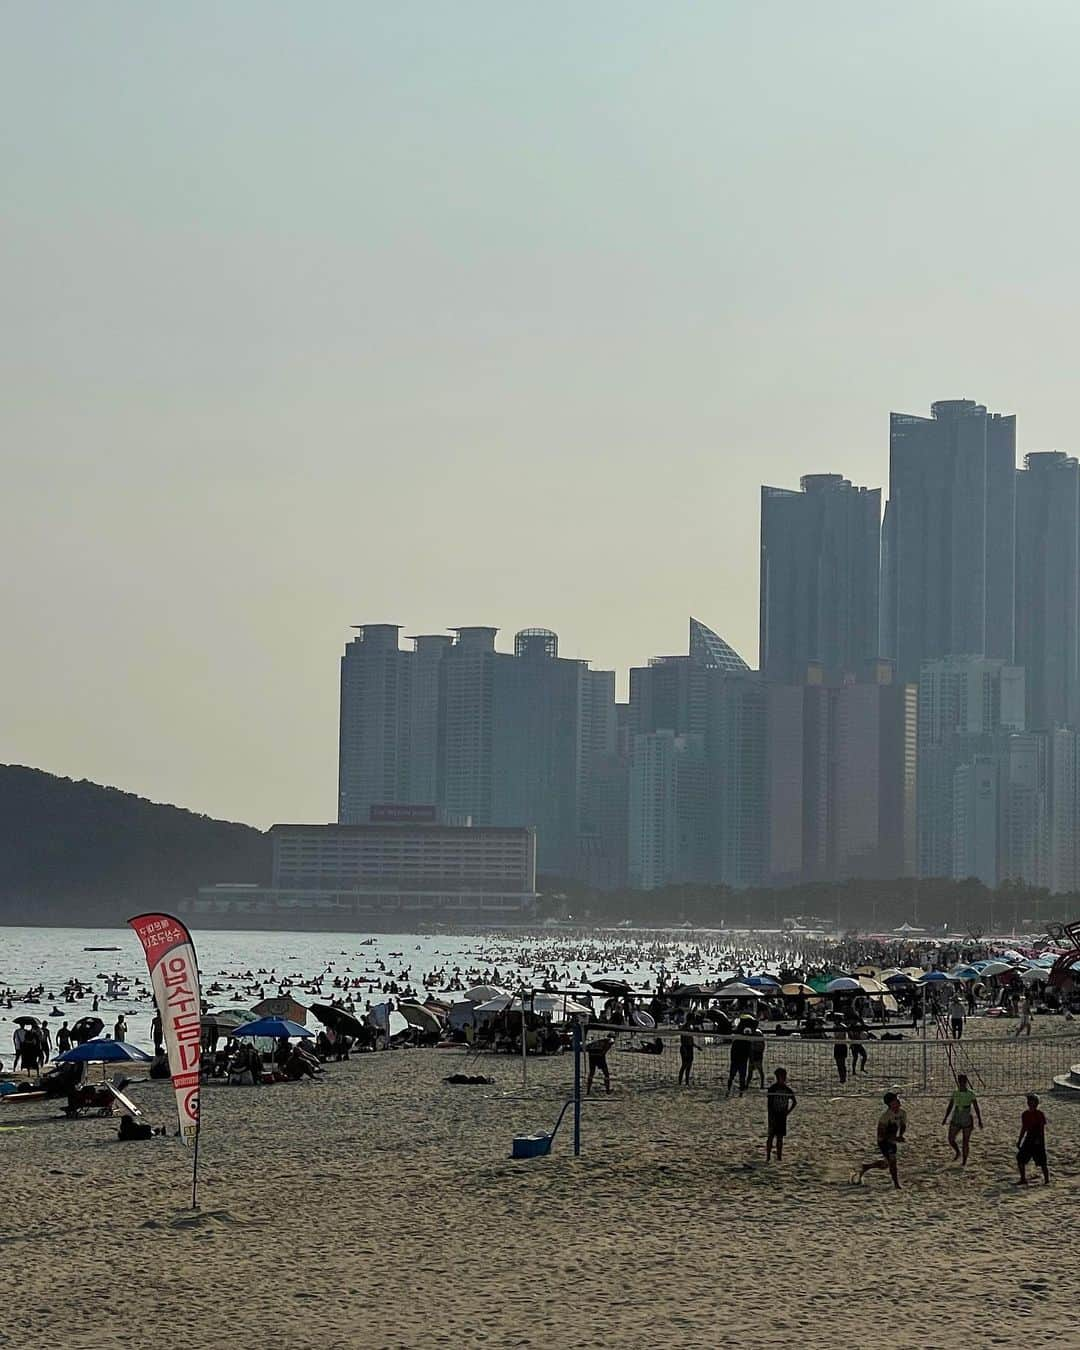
left=5, top=3, right=1080, bottom=828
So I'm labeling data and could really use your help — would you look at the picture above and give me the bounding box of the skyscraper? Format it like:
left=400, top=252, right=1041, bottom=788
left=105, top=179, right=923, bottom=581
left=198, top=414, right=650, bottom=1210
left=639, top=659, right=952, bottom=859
left=1015, top=451, right=1080, bottom=731
left=881, top=399, right=1016, bottom=683
left=436, top=626, right=615, bottom=875
left=917, top=655, right=1024, bottom=878
left=760, top=474, right=881, bottom=684
left=628, top=731, right=706, bottom=889
left=338, top=624, right=415, bottom=824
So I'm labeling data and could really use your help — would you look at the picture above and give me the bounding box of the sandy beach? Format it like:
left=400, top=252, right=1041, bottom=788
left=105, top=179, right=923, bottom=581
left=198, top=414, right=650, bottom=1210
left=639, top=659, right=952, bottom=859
left=3, top=1026, right=1078, bottom=1350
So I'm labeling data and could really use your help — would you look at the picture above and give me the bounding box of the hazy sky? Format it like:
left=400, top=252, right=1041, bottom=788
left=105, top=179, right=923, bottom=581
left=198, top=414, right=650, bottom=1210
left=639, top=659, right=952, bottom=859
left=4, top=3, right=1080, bottom=828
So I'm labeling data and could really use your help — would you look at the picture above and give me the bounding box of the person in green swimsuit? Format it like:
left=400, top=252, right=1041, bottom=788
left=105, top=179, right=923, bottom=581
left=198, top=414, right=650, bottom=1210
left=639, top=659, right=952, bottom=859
left=942, top=1072, right=982, bottom=1164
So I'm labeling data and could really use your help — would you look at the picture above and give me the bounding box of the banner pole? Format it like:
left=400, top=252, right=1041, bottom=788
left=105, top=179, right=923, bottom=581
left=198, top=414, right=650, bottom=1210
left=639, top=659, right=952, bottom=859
left=191, top=1111, right=201, bottom=1210
left=573, top=1021, right=582, bottom=1157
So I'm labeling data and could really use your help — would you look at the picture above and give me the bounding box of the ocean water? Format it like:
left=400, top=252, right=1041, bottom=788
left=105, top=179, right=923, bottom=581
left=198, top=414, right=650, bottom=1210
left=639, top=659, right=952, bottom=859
left=0, top=924, right=739, bottom=1056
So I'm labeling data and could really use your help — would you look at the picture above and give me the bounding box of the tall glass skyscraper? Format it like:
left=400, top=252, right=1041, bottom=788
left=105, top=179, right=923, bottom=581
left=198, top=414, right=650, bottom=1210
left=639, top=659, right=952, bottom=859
left=881, top=399, right=1016, bottom=684
left=759, top=474, right=881, bottom=685
left=1015, top=451, right=1080, bottom=731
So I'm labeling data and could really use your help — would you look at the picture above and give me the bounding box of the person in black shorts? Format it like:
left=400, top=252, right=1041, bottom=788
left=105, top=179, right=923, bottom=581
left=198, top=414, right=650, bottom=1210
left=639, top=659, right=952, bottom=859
left=833, top=1022, right=849, bottom=1084
left=586, top=1034, right=615, bottom=1095
left=1016, top=1093, right=1049, bottom=1185
left=855, top=1092, right=907, bottom=1189
left=678, top=1018, right=697, bottom=1086
left=766, top=1067, right=797, bottom=1161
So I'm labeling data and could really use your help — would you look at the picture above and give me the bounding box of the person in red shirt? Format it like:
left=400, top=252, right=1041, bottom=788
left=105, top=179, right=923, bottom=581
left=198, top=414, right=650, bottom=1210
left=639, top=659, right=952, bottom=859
left=1016, top=1093, right=1049, bottom=1185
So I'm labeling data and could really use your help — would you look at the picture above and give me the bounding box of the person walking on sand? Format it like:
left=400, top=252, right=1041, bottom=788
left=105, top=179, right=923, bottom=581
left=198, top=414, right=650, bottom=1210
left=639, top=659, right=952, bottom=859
left=114, top=1015, right=127, bottom=1043
left=855, top=1092, right=907, bottom=1190
left=727, top=1033, right=750, bottom=1096
left=766, top=1068, right=797, bottom=1161
left=948, top=994, right=966, bottom=1040
left=832, top=1021, right=849, bottom=1084
left=585, top=1033, right=615, bottom=1095
left=678, top=1021, right=696, bottom=1086
left=942, top=1073, right=982, bottom=1164
left=1013, top=994, right=1032, bottom=1038
left=1016, top=1094, right=1049, bottom=1185
left=846, top=1014, right=868, bottom=1075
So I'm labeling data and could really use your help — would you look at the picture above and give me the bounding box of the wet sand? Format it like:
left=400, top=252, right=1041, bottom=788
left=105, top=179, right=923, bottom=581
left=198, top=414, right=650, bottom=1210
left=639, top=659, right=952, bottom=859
left=3, top=1035, right=1078, bottom=1350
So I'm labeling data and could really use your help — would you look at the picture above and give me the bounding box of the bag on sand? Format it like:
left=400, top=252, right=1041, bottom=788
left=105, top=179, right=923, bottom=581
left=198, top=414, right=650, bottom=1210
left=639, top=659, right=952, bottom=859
left=117, top=1114, right=153, bottom=1141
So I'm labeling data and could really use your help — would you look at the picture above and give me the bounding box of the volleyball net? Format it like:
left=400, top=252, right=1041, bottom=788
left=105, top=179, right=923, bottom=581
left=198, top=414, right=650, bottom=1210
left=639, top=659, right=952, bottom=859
left=571, top=1025, right=1080, bottom=1098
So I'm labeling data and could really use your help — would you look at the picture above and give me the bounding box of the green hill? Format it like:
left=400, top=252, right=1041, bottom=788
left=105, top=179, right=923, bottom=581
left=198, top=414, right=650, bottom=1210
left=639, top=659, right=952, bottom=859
left=0, top=764, right=270, bottom=925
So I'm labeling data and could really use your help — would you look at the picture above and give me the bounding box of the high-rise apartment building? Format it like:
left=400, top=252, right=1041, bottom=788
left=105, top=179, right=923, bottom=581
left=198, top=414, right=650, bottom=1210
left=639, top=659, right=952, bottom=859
left=436, top=626, right=615, bottom=876
left=338, top=625, right=422, bottom=824
left=1015, top=451, right=1080, bottom=731
left=764, top=661, right=916, bottom=885
left=917, top=655, right=1024, bottom=878
left=760, top=474, right=881, bottom=685
left=628, top=731, right=707, bottom=889
left=881, top=399, right=1016, bottom=683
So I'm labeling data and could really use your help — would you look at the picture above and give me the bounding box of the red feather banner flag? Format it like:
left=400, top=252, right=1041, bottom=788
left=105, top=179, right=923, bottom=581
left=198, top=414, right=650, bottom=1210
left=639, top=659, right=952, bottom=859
left=128, top=912, right=202, bottom=1146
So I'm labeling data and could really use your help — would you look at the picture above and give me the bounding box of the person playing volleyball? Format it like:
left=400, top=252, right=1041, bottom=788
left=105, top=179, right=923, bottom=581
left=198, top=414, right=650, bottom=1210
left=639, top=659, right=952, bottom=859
left=854, top=1092, right=907, bottom=1189
left=585, top=1033, right=615, bottom=1095
left=941, top=1073, right=982, bottom=1164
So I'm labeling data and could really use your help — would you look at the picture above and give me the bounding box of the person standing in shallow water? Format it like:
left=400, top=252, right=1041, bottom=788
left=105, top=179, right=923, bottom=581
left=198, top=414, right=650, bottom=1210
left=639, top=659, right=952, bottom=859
left=766, top=1068, right=797, bottom=1161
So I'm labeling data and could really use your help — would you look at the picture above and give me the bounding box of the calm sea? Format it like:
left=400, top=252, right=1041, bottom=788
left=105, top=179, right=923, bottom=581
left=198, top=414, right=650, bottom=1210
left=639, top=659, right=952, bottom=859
left=0, top=924, right=730, bottom=1055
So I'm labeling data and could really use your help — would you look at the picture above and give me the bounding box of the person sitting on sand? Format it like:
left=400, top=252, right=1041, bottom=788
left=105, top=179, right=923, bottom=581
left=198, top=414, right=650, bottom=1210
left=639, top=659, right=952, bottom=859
left=855, top=1092, right=907, bottom=1190
left=1016, top=1094, right=1049, bottom=1185
left=586, top=1034, right=615, bottom=1094
left=942, top=1073, right=982, bottom=1165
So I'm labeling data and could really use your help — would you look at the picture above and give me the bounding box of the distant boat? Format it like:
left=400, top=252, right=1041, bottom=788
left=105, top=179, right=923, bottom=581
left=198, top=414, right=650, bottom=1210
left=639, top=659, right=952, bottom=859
left=84, top=946, right=120, bottom=951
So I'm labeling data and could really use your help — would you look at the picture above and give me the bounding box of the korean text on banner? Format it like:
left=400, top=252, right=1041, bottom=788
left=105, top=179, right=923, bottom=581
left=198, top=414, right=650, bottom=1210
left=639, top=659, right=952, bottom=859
left=128, top=912, right=202, bottom=1144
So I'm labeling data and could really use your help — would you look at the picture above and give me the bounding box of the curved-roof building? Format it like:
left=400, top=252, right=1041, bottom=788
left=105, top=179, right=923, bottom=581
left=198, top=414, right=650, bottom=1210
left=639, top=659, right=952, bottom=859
left=689, top=617, right=750, bottom=673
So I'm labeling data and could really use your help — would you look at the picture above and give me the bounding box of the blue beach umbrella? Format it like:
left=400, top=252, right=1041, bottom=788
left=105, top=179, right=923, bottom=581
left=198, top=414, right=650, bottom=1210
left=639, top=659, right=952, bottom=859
left=230, top=1017, right=313, bottom=1040
left=918, top=971, right=953, bottom=984
left=56, top=1039, right=152, bottom=1063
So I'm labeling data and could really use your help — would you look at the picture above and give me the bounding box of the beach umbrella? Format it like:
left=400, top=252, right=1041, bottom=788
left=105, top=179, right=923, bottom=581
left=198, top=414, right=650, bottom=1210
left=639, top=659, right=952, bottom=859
left=210, top=1008, right=259, bottom=1034
left=230, top=1017, right=313, bottom=1040
left=884, top=973, right=914, bottom=987
left=824, top=977, right=862, bottom=994
left=950, top=966, right=981, bottom=981
left=856, top=976, right=888, bottom=993
left=461, top=985, right=507, bottom=1004
left=70, top=1017, right=105, bottom=1045
left=589, top=978, right=634, bottom=995
left=56, top=1039, right=152, bottom=1063
left=13, top=1016, right=40, bottom=1027
left=1021, top=966, right=1050, bottom=985
left=781, top=983, right=817, bottom=996
left=310, top=1003, right=367, bottom=1039
left=979, top=960, right=1014, bottom=977
left=671, top=983, right=723, bottom=1000
left=397, top=1001, right=444, bottom=1033
left=746, top=974, right=781, bottom=989
left=713, top=983, right=762, bottom=999
left=918, top=971, right=953, bottom=984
